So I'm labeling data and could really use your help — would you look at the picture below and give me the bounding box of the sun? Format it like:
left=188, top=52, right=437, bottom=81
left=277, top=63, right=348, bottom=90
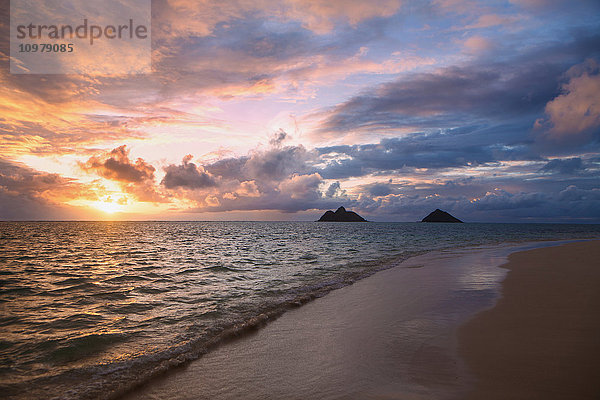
left=91, top=200, right=125, bottom=214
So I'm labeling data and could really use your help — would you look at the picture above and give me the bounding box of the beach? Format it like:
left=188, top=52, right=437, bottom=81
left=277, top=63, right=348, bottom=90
left=460, top=240, right=600, bottom=399
left=120, top=240, right=600, bottom=400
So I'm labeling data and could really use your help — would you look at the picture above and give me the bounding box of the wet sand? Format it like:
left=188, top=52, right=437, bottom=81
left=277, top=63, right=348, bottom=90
left=460, top=240, right=600, bottom=399
left=120, top=241, right=597, bottom=400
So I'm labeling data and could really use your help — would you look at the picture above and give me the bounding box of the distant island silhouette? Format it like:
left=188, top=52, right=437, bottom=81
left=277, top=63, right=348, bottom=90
left=317, top=206, right=367, bottom=222
left=421, top=209, right=463, bottom=223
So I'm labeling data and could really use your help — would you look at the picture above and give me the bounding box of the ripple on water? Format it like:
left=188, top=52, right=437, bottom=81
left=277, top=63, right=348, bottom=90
left=46, top=332, right=129, bottom=364
left=0, top=221, right=598, bottom=400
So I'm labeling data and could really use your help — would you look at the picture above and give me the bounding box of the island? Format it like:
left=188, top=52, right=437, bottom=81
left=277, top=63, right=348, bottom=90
left=317, top=206, right=367, bottom=222
left=421, top=209, right=463, bottom=223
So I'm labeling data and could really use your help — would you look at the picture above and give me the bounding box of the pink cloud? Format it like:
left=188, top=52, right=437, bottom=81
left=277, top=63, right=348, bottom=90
left=463, top=14, right=522, bottom=29
left=156, top=0, right=402, bottom=38
left=463, top=35, right=493, bottom=53
left=537, top=59, right=600, bottom=143
left=278, top=173, right=323, bottom=199
left=286, top=0, right=402, bottom=34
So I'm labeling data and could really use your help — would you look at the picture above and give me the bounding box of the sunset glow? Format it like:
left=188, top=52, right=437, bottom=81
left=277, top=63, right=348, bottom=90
left=1, top=0, right=599, bottom=222
left=90, top=200, right=125, bottom=214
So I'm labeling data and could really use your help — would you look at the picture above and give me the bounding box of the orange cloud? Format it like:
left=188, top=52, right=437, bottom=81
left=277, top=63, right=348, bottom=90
left=80, top=145, right=155, bottom=183
left=0, top=158, right=101, bottom=219
left=80, top=145, right=167, bottom=203
left=0, top=71, right=143, bottom=156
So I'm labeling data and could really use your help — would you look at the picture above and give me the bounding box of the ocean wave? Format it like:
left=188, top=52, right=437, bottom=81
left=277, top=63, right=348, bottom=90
left=39, top=313, right=105, bottom=331
left=48, top=332, right=129, bottom=364
left=204, top=265, right=247, bottom=273
left=55, top=277, right=91, bottom=286
left=103, top=275, right=150, bottom=284
left=2, top=221, right=599, bottom=400
left=46, top=282, right=101, bottom=295
left=103, top=302, right=157, bottom=314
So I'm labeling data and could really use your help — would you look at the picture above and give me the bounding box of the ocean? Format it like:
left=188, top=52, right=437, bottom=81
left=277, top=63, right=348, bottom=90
left=1, top=221, right=599, bottom=399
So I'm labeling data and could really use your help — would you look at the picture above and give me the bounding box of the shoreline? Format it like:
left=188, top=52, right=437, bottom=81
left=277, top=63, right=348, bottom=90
left=119, top=240, right=586, bottom=400
left=459, top=240, right=600, bottom=399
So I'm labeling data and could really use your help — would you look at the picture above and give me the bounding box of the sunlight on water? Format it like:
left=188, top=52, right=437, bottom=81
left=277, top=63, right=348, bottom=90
left=0, top=221, right=599, bottom=399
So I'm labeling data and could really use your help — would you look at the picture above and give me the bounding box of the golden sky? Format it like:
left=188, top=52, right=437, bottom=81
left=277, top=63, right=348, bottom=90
left=1, top=0, right=600, bottom=222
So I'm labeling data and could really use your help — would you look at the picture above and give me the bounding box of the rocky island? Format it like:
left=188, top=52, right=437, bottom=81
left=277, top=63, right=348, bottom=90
left=317, top=206, right=367, bottom=222
left=421, top=209, right=463, bottom=223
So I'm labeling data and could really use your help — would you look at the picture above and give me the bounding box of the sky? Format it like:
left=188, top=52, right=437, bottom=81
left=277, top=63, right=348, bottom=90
left=1, top=0, right=600, bottom=222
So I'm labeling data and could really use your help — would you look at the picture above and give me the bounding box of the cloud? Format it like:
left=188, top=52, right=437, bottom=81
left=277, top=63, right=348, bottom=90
left=464, top=185, right=600, bottom=221
left=1, top=159, right=85, bottom=199
left=2, top=0, right=599, bottom=223
left=364, top=181, right=396, bottom=197
left=201, top=143, right=312, bottom=190
left=81, top=145, right=155, bottom=183
left=558, top=185, right=600, bottom=201
left=0, top=158, right=94, bottom=219
left=463, top=36, right=493, bottom=54
left=278, top=173, right=322, bottom=200
left=235, top=180, right=261, bottom=198
left=148, top=143, right=337, bottom=213
left=150, top=130, right=593, bottom=220
left=269, top=129, right=289, bottom=147
left=0, top=70, right=143, bottom=156
left=350, top=181, right=600, bottom=222
left=462, top=14, right=522, bottom=30
left=80, top=145, right=166, bottom=202
left=244, top=145, right=311, bottom=181
left=315, top=130, right=541, bottom=179
left=469, top=188, right=547, bottom=210
left=161, top=155, right=217, bottom=189
left=318, top=60, right=561, bottom=135
left=154, top=0, right=402, bottom=38
left=324, top=181, right=346, bottom=198
left=509, top=0, right=600, bottom=13
left=316, top=31, right=600, bottom=155
left=285, top=0, right=402, bottom=34
left=535, top=59, right=600, bottom=145
left=538, top=157, right=584, bottom=174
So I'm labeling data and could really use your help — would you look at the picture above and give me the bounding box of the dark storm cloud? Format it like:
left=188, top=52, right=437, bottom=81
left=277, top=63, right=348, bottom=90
left=204, top=144, right=311, bottom=184
left=316, top=129, right=542, bottom=179
left=352, top=182, right=600, bottom=223
left=319, top=33, right=600, bottom=138
left=203, top=157, right=248, bottom=181
left=244, top=145, right=310, bottom=181
left=324, top=181, right=346, bottom=198
left=161, top=155, right=217, bottom=189
left=539, top=157, right=584, bottom=174
left=365, top=182, right=396, bottom=197
left=469, top=189, right=548, bottom=211
left=319, top=63, right=561, bottom=134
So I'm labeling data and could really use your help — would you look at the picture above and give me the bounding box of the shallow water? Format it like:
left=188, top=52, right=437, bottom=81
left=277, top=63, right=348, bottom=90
left=121, top=241, right=580, bottom=400
left=1, top=221, right=599, bottom=399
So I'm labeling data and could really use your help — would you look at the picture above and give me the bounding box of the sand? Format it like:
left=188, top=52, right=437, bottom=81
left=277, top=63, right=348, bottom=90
left=120, top=241, right=600, bottom=400
left=459, top=240, right=600, bottom=399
